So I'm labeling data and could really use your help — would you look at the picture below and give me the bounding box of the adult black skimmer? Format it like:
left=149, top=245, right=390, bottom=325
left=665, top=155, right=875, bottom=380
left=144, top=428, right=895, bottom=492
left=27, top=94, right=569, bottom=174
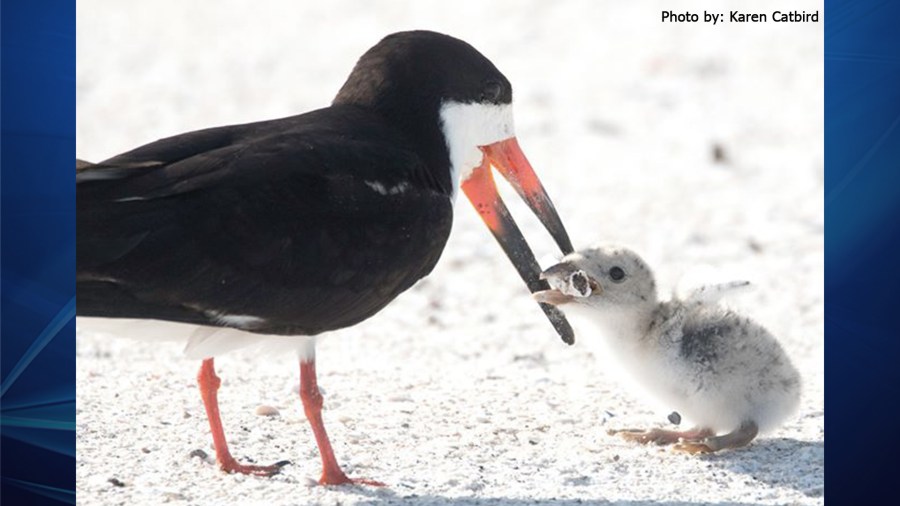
left=77, top=30, right=574, bottom=485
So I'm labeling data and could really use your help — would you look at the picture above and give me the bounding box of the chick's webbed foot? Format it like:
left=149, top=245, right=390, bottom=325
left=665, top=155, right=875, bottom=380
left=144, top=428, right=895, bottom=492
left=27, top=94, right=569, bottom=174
left=673, top=421, right=759, bottom=454
left=608, top=427, right=714, bottom=446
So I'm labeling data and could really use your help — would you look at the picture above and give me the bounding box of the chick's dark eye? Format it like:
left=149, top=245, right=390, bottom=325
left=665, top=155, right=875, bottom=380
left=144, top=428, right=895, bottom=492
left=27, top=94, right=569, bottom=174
left=609, top=266, right=626, bottom=282
left=481, top=80, right=502, bottom=102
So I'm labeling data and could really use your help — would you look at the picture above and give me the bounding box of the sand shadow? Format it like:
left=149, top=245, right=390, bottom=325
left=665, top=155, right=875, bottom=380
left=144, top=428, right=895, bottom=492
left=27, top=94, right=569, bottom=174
left=698, top=437, right=824, bottom=498
left=334, top=483, right=764, bottom=506
left=354, top=497, right=760, bottom=506
left=310, top=439, right=823, bottom=505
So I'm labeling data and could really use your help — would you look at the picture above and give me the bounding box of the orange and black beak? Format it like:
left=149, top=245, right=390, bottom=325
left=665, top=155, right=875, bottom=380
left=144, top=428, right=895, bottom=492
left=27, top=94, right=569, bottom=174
left=461, top=136, right=575, bottom=345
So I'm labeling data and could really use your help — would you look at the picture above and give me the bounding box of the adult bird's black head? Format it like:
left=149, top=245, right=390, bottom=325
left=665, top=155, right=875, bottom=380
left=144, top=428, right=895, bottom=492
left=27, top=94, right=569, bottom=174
left=336, top=31, right=575, bottom=343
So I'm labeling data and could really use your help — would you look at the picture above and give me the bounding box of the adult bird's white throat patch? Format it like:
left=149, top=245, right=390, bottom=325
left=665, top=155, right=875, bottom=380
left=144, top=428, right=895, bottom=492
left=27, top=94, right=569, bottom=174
left=439, top=101, right=515, bottom=199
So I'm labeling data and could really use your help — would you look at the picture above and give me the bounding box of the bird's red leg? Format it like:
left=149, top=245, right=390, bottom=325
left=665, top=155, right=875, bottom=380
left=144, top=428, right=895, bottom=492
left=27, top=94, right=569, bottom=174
left=299, top=358, right=384, bottom=486
left=197, top=358, right=287, bottom=476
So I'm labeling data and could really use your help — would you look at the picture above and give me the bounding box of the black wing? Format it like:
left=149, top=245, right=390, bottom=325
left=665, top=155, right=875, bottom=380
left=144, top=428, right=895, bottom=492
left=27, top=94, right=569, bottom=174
left=77, top=107, right=453, bottom=335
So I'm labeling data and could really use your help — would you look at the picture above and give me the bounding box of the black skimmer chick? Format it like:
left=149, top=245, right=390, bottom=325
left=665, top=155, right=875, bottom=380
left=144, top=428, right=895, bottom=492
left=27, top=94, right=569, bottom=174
left=534, top=245, right=801, bottom=454
left=77, top=30, right=574, bottom=485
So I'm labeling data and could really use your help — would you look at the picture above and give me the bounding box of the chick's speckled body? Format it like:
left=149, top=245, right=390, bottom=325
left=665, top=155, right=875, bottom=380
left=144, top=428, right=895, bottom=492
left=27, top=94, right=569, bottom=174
left=535, top=245, right=801, bottom=453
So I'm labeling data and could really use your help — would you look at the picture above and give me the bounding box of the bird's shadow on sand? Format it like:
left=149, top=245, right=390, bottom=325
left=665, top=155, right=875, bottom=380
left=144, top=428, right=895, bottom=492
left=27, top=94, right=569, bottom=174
left=699, top=437, right=824, bottom=497
left=346, top=485, right=762, bottom=506
left=297, top=437, right=822, bottom=505
left=351, top=493, right=762, bottom=506
left=328, top=438, right=823, bottom=505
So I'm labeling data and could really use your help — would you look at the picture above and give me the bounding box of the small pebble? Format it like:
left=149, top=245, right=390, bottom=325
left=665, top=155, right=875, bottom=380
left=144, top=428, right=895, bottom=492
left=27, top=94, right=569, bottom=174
left=189, top=449, right=209, bottom=461
left=668, top=411, right=682, bottom=425
left=747, top=238, right=764, bottom=253
left=108, top=478, right=126, bottom=487
left=255, top=405, right=280, bottom=417
left=712, top=142, right=729, bottom=164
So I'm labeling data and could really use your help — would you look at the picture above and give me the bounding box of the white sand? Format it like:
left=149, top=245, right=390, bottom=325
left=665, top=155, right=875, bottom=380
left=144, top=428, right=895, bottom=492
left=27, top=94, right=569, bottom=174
left=76, top=1, right=824, bottom=504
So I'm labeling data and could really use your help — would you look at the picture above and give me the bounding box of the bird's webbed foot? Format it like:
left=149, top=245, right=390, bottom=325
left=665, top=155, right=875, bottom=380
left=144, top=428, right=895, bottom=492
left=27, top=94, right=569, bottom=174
left=219, top=457, right=291, bottom=477
left=673, top=421, right=759, bottom=454
left=608, top=427, right=714, bottom=446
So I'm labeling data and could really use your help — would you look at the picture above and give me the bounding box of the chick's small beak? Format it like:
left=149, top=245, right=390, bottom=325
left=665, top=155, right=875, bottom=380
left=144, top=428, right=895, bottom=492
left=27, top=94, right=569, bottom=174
left=532, top=289, right=573, bottom=306
left=539, top=262, right=580, bottom=282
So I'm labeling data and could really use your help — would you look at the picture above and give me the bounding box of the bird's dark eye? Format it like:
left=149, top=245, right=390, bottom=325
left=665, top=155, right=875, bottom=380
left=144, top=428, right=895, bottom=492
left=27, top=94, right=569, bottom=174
left=480, top=80, right=502, bottom=102
left=609, top=266, right=626, bottom=282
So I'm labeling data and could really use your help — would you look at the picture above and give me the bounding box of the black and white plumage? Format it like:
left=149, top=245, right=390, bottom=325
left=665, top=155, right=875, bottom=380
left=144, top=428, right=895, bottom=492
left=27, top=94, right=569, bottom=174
left=77, top=31, right=574, bottom=342
left=77, top=30, right=575, bottom=484
left=535, top=245, right=801, bottom=453
left=77, top=107, right=454, bottom=336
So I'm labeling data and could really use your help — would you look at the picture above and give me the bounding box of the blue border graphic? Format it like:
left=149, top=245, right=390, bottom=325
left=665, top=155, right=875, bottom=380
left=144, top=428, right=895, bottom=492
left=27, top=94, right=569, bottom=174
left=825, top=0, right=900, bottom=502
left=0, top=0, right=898, bottom=503
left=1, top=1, right=76, bottom=505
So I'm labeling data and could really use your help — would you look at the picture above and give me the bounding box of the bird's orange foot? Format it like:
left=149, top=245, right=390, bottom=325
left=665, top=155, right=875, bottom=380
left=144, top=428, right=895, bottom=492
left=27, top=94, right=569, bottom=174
left=319, top=471, right=386, bottom=487
left=608, top=427, right=715, bottom=447
left=324, top=477, right=386, bottom=487
left=220, top=458, right=290, bottom=477
left=673, top=441, right=714, bottom=454
left=608, top=428, right=680, bottom=446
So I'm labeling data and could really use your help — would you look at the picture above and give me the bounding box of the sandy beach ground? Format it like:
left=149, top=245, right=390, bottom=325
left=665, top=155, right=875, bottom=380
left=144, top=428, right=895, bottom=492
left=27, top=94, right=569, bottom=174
left=76, top=1, right=824, bottom=504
